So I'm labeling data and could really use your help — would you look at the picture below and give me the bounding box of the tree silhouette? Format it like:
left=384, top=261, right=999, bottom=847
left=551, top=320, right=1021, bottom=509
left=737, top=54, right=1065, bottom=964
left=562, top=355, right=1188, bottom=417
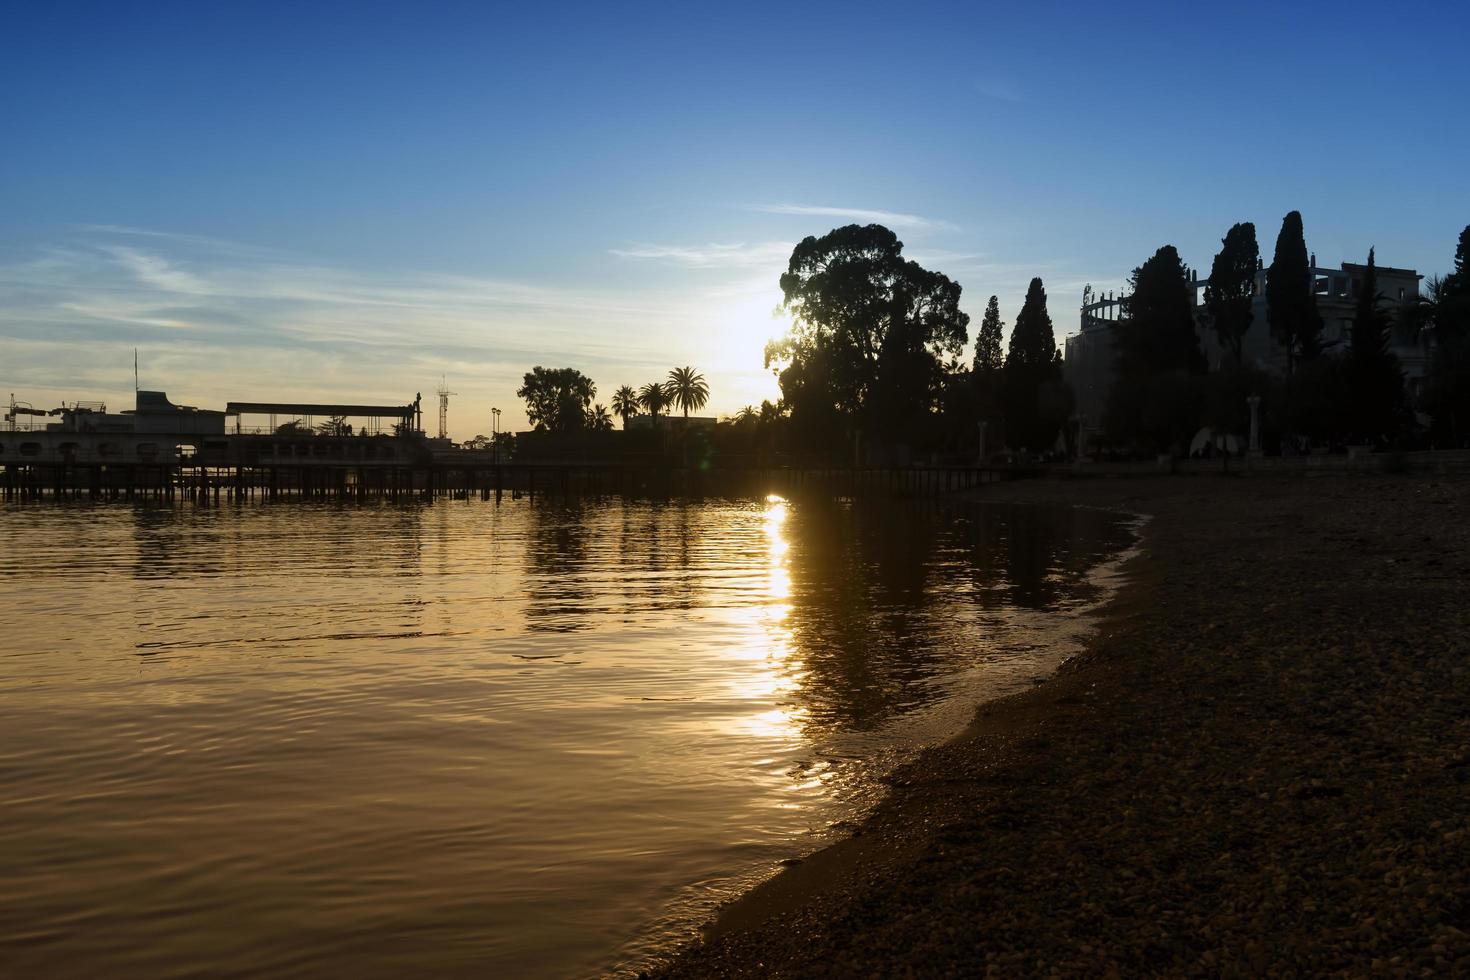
left=1204, top=222, right=1258, bottom=363
left=1002, top=278, right=1066, bottom=452
left=1267, top=211, right=1323, bottom=374
left=1346, top=248, right=1404, bottom=441
left=973, top=295, right=1004, bottom=373
left=666, top=366, right=710, bottom=421
left=1420, top=225, right=1470, bottom=444
left=611, top=385, right=639, bottom=428
left=638, top=381, right=671, bottom=420
left=1105, top=246, right=1206, bottom=453
left=767, top=224, right=968, bottom=444
left=586, top=403, right=614, bottom=431
left=517, top=366, right=596, bottom=433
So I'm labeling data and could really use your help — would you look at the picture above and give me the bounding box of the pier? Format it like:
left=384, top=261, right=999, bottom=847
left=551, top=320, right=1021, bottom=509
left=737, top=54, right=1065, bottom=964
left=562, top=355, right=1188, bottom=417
left=2, top=389, right=1027, bottom=502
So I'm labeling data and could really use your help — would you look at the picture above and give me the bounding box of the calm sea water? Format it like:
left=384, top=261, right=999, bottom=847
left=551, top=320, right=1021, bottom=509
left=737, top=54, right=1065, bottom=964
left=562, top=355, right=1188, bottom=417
left=0, top=494, right=1134, bottom=978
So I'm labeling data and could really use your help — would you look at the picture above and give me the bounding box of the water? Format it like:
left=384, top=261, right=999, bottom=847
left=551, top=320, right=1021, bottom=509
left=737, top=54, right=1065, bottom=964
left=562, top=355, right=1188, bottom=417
left=0, top=494, right=1135, bottom=978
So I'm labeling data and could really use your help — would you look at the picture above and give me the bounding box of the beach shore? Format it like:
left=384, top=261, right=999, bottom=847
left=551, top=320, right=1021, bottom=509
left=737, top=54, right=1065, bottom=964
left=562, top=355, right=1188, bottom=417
left=653, top=473, right=1470, bottom=977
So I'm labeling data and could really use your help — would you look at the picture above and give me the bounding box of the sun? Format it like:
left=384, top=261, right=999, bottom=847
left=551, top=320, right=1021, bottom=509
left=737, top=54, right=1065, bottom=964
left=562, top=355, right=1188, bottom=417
left=700, top=286, right=790, bottom=412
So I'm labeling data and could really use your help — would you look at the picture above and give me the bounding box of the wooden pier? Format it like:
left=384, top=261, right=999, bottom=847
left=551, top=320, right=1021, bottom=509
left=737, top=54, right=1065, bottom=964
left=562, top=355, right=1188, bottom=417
left=0, top=457, right=1020, bottom=503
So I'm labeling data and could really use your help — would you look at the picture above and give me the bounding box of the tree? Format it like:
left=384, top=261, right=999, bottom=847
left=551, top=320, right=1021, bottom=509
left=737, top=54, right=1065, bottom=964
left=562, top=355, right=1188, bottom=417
left=973, top=295, right=1004, bottom=373
left=611, top=385, right=640, bottom=427
left=586, top=404, right=614, bottom=431
left=1002, top=278, right=1065, bottom=452
left=735, top=405, right=758, bottom=425
left=666, top=366, right=710, bottom=421
left=766, top=224, right=968, bottom=444
left=1267, top=211, right=1323, bottom=374
left=516, top=366, right=596, bottom=433
left=638, top=381, right=670, bottom=420
left=1203, top=222, right=1258, bottom=363
left=1105, top=246, right=1206, bottom=453
left=1411, top=225, right=1470, bottom=444
left=1345, top=248, right=1404, bottom=441
left=316, top=415, right=352, bottom=436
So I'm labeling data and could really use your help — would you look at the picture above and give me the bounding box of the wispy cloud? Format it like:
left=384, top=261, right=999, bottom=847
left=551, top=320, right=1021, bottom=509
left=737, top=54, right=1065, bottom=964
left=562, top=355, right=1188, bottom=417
left=0, top=228, right=786, bottom=432
left=752, top=204, right=958, bottom=232
left=103, top=246, right=210, bottom=295
left=609, top=241, right=792, bottom=268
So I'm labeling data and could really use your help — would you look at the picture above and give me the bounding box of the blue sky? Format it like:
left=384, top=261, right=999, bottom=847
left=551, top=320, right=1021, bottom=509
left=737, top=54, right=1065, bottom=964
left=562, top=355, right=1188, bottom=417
left=3, top=0, right=1467, bottom=436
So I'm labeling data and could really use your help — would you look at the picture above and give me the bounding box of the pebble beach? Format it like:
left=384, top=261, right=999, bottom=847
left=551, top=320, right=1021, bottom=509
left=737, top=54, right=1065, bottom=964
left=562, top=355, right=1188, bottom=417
left=654, top=474, right=1470, bottom=977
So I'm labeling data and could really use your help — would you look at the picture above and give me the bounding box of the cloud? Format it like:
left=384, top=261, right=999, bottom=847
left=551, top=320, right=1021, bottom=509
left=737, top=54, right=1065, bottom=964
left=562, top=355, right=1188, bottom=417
left=0, top=229, right=785, bottom=433
left=608, top=241, right=792, bottom=268
left=752, top=204, right=958, bottom=232
left=103, top=246, right=210, bottom=295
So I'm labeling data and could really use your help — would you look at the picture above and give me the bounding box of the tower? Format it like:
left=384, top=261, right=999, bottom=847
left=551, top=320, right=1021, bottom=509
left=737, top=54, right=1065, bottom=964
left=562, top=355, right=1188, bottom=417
left=435, top=377, right=456, bottom=440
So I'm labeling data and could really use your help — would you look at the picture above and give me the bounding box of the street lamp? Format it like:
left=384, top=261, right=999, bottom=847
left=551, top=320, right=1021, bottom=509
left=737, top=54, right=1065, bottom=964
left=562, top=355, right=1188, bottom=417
left=491, top=407, right=502, bottom=463
left=1246, top=394, right=1262, bottom=454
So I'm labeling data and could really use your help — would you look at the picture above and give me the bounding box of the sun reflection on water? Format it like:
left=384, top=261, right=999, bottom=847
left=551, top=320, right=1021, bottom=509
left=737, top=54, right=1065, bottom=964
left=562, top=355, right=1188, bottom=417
left=724, top=495, right=806, bottom=744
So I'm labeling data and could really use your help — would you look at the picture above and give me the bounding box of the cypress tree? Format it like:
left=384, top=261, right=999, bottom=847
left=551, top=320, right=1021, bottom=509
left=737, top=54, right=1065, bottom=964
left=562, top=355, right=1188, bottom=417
left=1104, top=246, right=1205, bottom=453
left=1002, top=278, right=1063, bottom=451
left=1346, top=248, right=1404, bottom=441
left=1203, top=223, right=1258, bottom=363
left=973, top=295, right=1004, bottom=373
left=1266, top=211, right=1323, bottom=374
left=1119, top=245, right=1205, bottom=375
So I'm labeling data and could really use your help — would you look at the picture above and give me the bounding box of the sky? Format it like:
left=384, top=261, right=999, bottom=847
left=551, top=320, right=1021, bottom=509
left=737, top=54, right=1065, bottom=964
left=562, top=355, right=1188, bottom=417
left=3, top=0, right=1468, bottom=438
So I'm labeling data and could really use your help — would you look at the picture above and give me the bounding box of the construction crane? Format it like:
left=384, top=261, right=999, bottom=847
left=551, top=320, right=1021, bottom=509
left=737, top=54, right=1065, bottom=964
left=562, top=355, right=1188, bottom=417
left=435, top=377, right=456, bottom=440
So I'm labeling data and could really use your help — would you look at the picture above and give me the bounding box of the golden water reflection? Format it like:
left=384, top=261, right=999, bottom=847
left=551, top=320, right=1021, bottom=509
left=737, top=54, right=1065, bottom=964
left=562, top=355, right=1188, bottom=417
left=0, top=494, right=1134, bottom=979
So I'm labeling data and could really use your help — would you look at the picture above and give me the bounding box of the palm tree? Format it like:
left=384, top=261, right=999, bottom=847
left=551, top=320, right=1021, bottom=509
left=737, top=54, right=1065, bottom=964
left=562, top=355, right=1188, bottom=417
left=611, top=385, right=639, bottom=428
left=586, top=404, right=613, bottom=431
left=638, top=381, right=670, bottom=421
left=735, top=405, right=758, bottom=426
left=666, top=366, right=709, bottom=422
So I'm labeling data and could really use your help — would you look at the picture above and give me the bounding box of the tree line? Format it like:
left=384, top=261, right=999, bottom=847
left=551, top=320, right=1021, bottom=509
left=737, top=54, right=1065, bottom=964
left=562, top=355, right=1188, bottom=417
left=514, top=365, right=710, bottom=434
left=758, top=218, right=1470, bottom=460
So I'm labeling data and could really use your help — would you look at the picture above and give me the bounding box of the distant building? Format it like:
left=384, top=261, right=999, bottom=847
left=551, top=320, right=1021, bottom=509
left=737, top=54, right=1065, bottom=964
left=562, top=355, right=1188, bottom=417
left=622, top=414, right=717, bottom=431
left=1063, top=257, right=1431, bottom=438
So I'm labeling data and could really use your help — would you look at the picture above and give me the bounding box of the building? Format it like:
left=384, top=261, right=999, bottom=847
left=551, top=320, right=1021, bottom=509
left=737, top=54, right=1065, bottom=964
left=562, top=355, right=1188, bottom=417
left=1063, top=257, right=1431, bottom=439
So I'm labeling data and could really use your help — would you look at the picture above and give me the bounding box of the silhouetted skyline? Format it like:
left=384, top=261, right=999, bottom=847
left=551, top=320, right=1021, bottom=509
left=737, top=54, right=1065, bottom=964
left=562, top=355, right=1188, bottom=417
left=2, top=0, right=1467, bottom=436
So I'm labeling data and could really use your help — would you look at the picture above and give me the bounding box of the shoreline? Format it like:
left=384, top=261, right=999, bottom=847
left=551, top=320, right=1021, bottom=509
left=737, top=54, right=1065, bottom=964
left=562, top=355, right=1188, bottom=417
left=653, top=473, right=1470, bottom=976
left=695, top=498, right=1154, bottom=947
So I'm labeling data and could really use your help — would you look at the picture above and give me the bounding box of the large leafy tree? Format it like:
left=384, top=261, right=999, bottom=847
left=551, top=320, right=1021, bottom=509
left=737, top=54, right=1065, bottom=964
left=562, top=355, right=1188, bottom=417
left=666, top=366, right=710, bottom=420
left=1203, top=222, right=1258, bottom=363
left=1345, top=248, right=1405, bottom=440
left=1105, top=246, right=1206, bottom=452
left=1267, top=211, right=1323, bottom=374
left=516, top=366, right=596, bottom=433
left=766, top=224, right=969, bottom=443
left=1002, top=278, right=1067, bottom=451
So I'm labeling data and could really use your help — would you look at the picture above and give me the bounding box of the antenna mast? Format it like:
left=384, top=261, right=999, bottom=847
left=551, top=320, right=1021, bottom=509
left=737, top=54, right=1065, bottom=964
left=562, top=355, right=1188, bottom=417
left=435, top=376, right=456, bottom=440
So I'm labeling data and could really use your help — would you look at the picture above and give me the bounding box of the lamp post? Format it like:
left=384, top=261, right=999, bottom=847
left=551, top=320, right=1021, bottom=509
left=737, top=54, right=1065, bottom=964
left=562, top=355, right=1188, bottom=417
left=491, top=407, right=501, bottom=463
left=1246, top=394, right=1262, bottom=455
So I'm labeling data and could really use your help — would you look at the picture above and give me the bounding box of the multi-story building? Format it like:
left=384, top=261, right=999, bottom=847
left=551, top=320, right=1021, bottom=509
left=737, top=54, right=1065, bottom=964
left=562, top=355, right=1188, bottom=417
left=1063, top=257, right=1430, bottom=439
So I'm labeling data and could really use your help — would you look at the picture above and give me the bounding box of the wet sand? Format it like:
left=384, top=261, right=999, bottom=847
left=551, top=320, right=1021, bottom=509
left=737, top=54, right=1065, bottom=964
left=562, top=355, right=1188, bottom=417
left=654, top=474, right=1470, bottom=977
